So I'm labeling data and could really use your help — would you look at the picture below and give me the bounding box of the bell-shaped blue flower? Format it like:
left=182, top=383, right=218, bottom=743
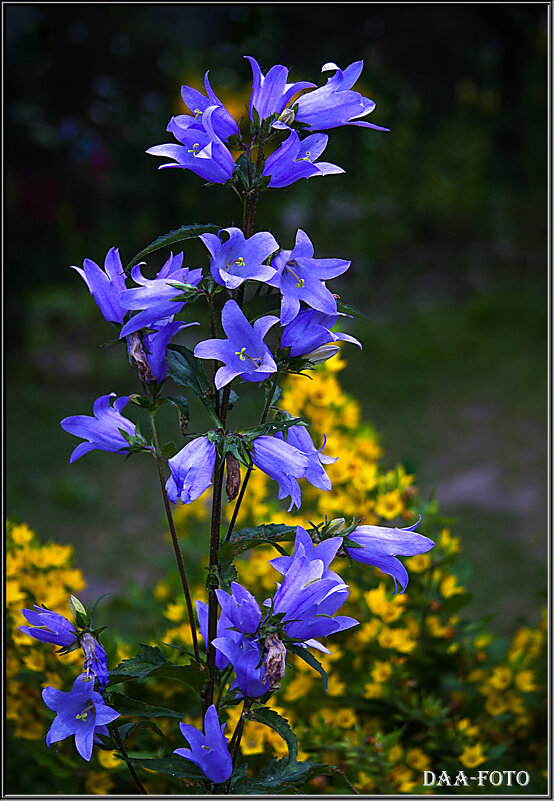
left=251, top=435, right=310, bottom=511
left=215, top=582, right=262, bottom=634
left=212, top=636, right=270, bottom=699
left=194, top=300, right=279, bottom=389
left=147, top=106, right=235, bottom=184
left=19, top=605, right=77, bottom=648
left=171, top=71, right=238, bottom=143
left=195, top=600, right=242, bottom=671
left=270, top=526, right=343, bottom=582
left=276, top=422, right=336, bottom=492
left=262, top=130, right=344, bottom=188
left=42, top=673, right=119, bottom=761
left=71, top=247, right=127, bottom=325
left=60, top=394, right=137, bottom=463
left=81, top=633, right=109, bottom=691
left=245, top=56, right=314, bottom=122
left=141, top=319, right=198, bottom=383
left=119, top=253, right=202, bottom=338
left=200, top=227, right=278, bottom=289
left=267, top=230, right=350, bottom=325
left=174, top=704, right=233, bottom=784
left=293, top=60, right=389, bottom=132
left=166, top=437, right=217, bottom=504
left=345, top=518, right=434, bottom=593
left=280, top=309, right=362, bottom=358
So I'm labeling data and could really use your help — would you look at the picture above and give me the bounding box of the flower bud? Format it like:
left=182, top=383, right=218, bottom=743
left=278, top=107, right=295, bottom=126
left=325, top=517, right=346, bottom=537
left=225, top=453, right=241, bottom=501
left=306, top=344, right=340, bottom=366
left=69, top=595, right=87, bottom=622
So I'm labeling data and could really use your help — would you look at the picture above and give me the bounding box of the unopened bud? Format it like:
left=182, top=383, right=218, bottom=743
left=127, top=332, right=153, bottom=384
left=278, top=107, right=295, bottom=126
left=225, top=453, right=241, bottom=501
left=69, top=595, right=87, bottom=620
left=263, top=633, right=287, bottom=688
left=325, top=517, right=346, bottom=537
left=306, top=344, right=340, bottom=366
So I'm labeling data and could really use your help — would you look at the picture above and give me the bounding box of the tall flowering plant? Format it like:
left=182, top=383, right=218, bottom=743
left=24, top=57, right=435, bottom=794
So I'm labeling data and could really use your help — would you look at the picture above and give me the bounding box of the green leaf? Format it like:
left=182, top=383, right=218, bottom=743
left=232, top=758, right=340, bottom=794
left=119, top=755, right=205, bottom=781
left=242, top=293, right=280, bottom=321
left=337, top=300, right=367, bottom=319
left=287, top=643, right=328, bottom=691
left=148, top=662, right=206, bottom=694
left=248, top=706, right=297, bottom=764
left=220, top=523, right=297, bottom=561
left=125, top=223, right=222, bottom=272
left=108, top=644, right=168, bottom=684
left=161, top=442, right=179, bottom=459
left=166, top=344, right=220, bottom=427
left=108, top=692, right=184, bottom=719
left=116, top=720, right=166, bottom=747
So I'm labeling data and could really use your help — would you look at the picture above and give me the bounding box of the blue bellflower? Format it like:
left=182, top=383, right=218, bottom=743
left=119, top=253, right=202, bottom=338
left=262, top=130, right=344, bottom=188
left=199, top=227, right=278, bottom=290
left=147, top=106, right=235, bottom=184
left=166, top=436, right=217, bottom=504
left=81, top=633, right=109, bottom=691
left=142, top=319, right=197, bottom=383
left=245, top=56, right=314, bottom=122
left=280, top=309, right=362, bottom=358
left=195, top=600, right=242, bottom=671
left=294, top=60, right=389, bottom=132
left=269, top=528, right=358, bottom=647
left=71, top=247, right=127, bottom=325
left=215, top=582, right=262, bottom=634
left=171, top=71, right=238, bottom=142
left=251, top=435, right=310, bottom=511
left=60, top=394, right=137, bottom=463
left=194, top=300, right=279, bottom=388
left=267, top=230, right=350, bottom=324
left=212, top=636, right=270, bottom=699
left=174, top=704, right=233, bottom=784
left=19, top=605, right=77, bottom=648
left=276, top=422, right=336, bottom=492
left=345, top=518, right=434, bottom=593
left=42, top=673, right=119, bottom=761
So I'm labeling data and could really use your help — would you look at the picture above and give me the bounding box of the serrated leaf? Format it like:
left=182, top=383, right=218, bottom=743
left=166, top=344, right=221, bottom=427
left=148, top=662, right=206, bottom=694
left=248, top=706, right=297, bottom=764
left=166, top=394, right=190, bottom=423
left=108, top=644, right=168, bottom=684
left=221, top=523, right=297, bottom=559
left=287, top=643, right=328, bottom=691
left=108, top=692, right=184, bottom=720
left=119, top=754, right=205, bottom=781
left=232, top=758, right=339, bottom=794
left=125, top=224, right=222, bottom=272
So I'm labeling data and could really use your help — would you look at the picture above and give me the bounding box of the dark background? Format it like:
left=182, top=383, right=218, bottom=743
left=6, top=4, right=548, bottom=634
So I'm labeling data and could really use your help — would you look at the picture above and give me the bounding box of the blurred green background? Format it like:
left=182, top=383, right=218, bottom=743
left=6, top=5, right=547, bottom=635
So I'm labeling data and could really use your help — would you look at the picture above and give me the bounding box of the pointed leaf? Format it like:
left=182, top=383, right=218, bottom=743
left=248, top=706, right=297, bottom=764
left=125, top=223, right=222, bottom=272
left=108, top=644, right=168, bottom=684
left=108, top=692, right=184, bottom=719
left=287, top=643, right=328, bottom=691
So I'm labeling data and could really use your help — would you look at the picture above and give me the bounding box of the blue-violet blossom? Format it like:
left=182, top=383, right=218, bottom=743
left=195, top=600, right=241, bottom=671
left=147, top=106, right=235, bottom=184
left=251, top=435, right=310, bottom=511
left=267, top=229, right=350, bottom=324
left=262, top=130, right=344, bottom=188
left=166, top=436, right=217, bottom=504
left=276, top=422, right=336, bottom=492
left=199, top=227, right=278, bottom=290
left=194, top=300, right=279, bottom=388
left=245, top=56, right=314, bottom=122
left=81, top=633, right=109, bottom=691
left=345, top=518, right=434, bottom=593
left=174, top=704, right=233, bottom=784
left=60, top=394, right=137, bottom=463
left=42, top=673, right=119, bottom=761
left=212, top=636, right=270, bottom=699
left=293, top=60, right=389, bottom=132
left=215, top=581, right=262, bottom=634
left=71, top=247, right=127, bottom=325
left=19, top=605, right=77, bottom=648
left=280, top=309, right=362, bottom=357
left=170, top=71, right=238, bottom=142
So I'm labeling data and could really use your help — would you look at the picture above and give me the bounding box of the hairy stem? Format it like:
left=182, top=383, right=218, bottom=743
left=110, top=722, right=148, bottom=794
left=149, top=413, right=200, bottom=664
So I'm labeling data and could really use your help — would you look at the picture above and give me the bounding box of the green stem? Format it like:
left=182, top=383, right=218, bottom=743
left=227, top=699, right=252, bottom=784
left=207, top=292, right=220, bottom=418
left=149, top=413, right=200, bottom=664
left=110, top=723, right=148, bottom=794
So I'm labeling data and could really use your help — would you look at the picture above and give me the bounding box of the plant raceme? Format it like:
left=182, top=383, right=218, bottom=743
left=23, top=55, right=436, bottom=792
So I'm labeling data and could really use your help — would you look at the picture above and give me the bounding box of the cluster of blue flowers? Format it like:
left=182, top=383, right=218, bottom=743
left=22, top=56, right=437, bottom=785
left=19, top=602, right=117, bottom=761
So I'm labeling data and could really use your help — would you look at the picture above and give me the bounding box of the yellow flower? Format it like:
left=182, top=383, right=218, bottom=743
left=43, top=672, right=64, bottom=690
left=371, top=660, right=392, bottom=683
left=10, top=523, right=35, bottom=546
left=488, top=665, right=512, bottom=691
left=388, top=765, right=416, bottom=792
left=164, top=602, right=186, bottom=622
left=335, top=708, right=357, bottom=728
left=374, top=490, right=404, bottom=520
left=438, top=528, right=460, bottom=554
left=456, top=718, right=479, bottom=738
left=407, top=747, right=431, bottom=771
left=405, top=553, right=431, bottom=573
left=388, top=742, right=404, bottom=762
left=474, top=633, right=493, bottom=650
left=153, top=581, right=171, bottom=601
left=22, top=651, right=46, bottom=673
left=365, top=584, right=406, bottom=623
left=283, top=672, right=313, bottom=702
left=440, top=575, right=464, bottom=598
left=363, top=681, right=383, bottom=699
left=326, top=674, right=346, bottom=697
left=6, top=580, right=26, bottom=606
left=357, top=771, right=376, bottom=792
left=459, top=743, right=486, bottom=768
left=98, top=750, right=124, bottom=770
left=515, top=670, right=536, bottom=693
left=240, top=721, right=266, bottom=755
left=85, top=771, right=115, bottom=794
